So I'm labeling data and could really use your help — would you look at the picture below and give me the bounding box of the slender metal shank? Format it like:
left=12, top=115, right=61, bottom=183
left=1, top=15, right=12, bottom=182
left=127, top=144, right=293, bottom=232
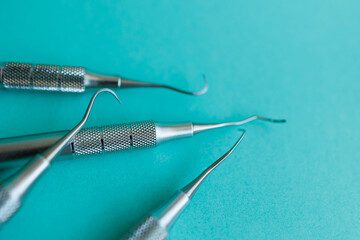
left=0, top=61, right=207, bottom=95
left=0, top=116, right=285, bottom=164
left=121, top=130, right=245, bottom=240
left=0, top=89, right=121, bottom=225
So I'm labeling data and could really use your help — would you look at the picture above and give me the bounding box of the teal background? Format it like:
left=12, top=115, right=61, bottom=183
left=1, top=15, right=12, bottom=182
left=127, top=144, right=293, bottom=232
left=0, top=0, right=359, bottom=239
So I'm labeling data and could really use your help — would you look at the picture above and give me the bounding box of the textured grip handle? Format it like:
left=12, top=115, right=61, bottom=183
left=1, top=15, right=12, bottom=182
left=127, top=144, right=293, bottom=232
left=0, top=187, right=21, bottom=225
left=1, top=62, right=85, bottom=92
left=72, top=121, right=157, bottom=156
left=122, top=216, right=168, bottom=240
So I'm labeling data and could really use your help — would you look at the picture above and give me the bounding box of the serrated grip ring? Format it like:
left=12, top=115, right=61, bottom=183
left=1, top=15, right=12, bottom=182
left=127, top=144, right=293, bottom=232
left=0, top=188, right=21, bottom=225
left=2, top=62, right=85, bottom=92
left=71, top=121, right=157, bottom=156
left=122, top=216, right=168, bottom=240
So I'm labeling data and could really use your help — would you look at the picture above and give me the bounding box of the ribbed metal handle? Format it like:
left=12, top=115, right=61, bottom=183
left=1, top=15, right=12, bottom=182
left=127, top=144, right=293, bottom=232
left=72, top=121, right=157, bottom=156
left=0, top=187, right=21, bottom=225
left=0, top=121, right=158, bottom=162
left=0, top=62, right=85, bottom=92
left=122, top=216, right=168, bottom=240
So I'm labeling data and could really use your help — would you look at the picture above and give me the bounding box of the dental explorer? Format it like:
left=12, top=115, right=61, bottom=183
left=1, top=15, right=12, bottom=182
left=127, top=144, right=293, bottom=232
left=0, top=62, right=208, bottom=95
left=0, top=116, right=285, bottom=163
left=0, top=88, right=121, bottom=225
left=121, top=129, right=245, bottom=240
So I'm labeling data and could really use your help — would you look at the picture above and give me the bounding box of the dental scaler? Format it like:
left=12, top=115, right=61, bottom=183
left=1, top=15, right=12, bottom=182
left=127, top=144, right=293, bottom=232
left=0, top=88, right=121, bottom=225
left=0, top=62, right=207, bottom=95
left=121, top=130, right=245, bottom=240
left=0, top=116, right=285, bottom=163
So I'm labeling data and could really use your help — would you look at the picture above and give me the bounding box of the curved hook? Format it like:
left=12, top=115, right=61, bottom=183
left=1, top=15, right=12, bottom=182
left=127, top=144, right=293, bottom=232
left=120, top=75, right=208, bottom=96
left=42, top=88, right=121, bottom=161
left=0, top=89, right=121, bottom=225
left=193, top=115, right=286, bottom=134
left=224, top=115, right=286, bottom=126
left=81, top=88, right=121, bottom=126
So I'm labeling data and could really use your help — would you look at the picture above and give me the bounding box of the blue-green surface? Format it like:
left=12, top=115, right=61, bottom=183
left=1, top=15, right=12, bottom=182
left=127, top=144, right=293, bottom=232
left=0, top=1, right=359, bottom=239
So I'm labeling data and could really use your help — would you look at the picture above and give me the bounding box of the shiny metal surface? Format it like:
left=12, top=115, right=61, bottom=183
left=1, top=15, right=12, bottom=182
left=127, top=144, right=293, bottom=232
left=0, top=188, right=21, bottom=224
left=0, top=89, right=121, bottom=225
left=102, top=124, right=131, bottom=152
left=0, top=131, right=70, bottom=161
left=2, top=62, right=85, bottom=92
left=0, top=65, right=4, bottom=84
left=181, top=130, right=245, bottom=198
left=72, top=127, right=103, bottom=156
left=121, top=192, right=189, bottom=240
left=120, top=75, right=208, bottom=95
left=0, top=61, right=208, bottom=95
left=3, top=63, right=32, bottom=89
left=130, top=121, right=157, bottom=149
left=121, top=131, right=245, bottom=240
left=3, top=156, right=49, bottom=199
left=84, top=72, right=121, bottom=88
left=0, top=122, right=157, bottom=161
left=192, top=115, right=286, bottom=134
left=59, top=66, right=85, bottom=92
left=122, top=216, right=168, bottom=240
left=72, top=121, right=156, bottom=156
left=0, top=156, right=48, bottom=224
left=0, top=116, right=285, bottom=164
left=152, top=191, right=190, bottom=230
left=32, top=64, right=60, bottom=91
left=155, top=122, right=193, bottom=143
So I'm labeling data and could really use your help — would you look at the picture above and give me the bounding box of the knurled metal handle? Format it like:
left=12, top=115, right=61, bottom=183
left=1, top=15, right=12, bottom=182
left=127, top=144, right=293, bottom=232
left=0, top=187, right=21, bottom=225
left=121, top=216, right=168, bottom=240
left=72, top=121, right=157, bottom=156
left=1, top=62, right=85, bottom=92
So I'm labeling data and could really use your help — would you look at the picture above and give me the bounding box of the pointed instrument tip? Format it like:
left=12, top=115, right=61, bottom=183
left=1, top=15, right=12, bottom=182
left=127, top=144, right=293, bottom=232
left=258, top=116, right=286, bottom=123
left=161, top=74, right=208, bottom=95
left=191, top=74, right=208, bottom=95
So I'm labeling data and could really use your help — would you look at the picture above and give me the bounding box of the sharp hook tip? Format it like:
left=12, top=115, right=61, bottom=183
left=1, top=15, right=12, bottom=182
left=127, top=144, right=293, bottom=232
left=166, top=74, right=208, bottom=95
left=185, top=74, right=208, bottom=96
left=94, top=88, right=122, bottom=104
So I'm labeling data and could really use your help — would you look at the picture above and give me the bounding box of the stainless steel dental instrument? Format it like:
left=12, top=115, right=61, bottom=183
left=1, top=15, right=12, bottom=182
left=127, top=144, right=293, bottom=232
left=0, top=116, right=285, bottom=163
left=0, top=88, right=121, bottom=225
left=0, top=62, right=208, bottom=95
left=121, top=129, right=246, bottom=240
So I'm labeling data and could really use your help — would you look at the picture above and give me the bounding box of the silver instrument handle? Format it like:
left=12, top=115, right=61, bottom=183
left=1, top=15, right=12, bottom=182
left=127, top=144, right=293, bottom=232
left=0, top=61, right=208, bottom=95
left=121, top=216, right=168, bottom=240
left=1, top=62, right=85, bottom=92
left=72, top=121, right=157, bottom=156
left=0, top=155, right=49, bottom=225
left=0, top=121, right=198, bottom=163
left=121, top=191, right=189, bottom=240
left=0, top=187, right=21, bottom=224
left=0, top=121, right=157, bottom=162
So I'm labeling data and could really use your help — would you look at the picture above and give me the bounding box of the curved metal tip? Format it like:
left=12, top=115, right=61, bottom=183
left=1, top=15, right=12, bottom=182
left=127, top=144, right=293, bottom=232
left=93, top=88, right=122, bottom=104
left=193, top=115, right=286, bottom=134
left=81, top=88, right=122, bottom=127
left=159, top=75, right=208, bottom=95
left=120, top=75, right=208, bottom=96
left=182, top=129, right=245, bottom=199
left=251, top=116, right=286, bottom=123
left=42, top=88, right=121, bottom=161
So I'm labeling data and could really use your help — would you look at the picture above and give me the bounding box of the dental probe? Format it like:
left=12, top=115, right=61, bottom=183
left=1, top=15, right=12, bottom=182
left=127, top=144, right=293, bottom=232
left=0, top=116, right=285, bottom=163
left=0, top=62, right=208, bottom=95
left=0, top=89, right=121, bottom=225
left=121, top=130, right=245, bottom=240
